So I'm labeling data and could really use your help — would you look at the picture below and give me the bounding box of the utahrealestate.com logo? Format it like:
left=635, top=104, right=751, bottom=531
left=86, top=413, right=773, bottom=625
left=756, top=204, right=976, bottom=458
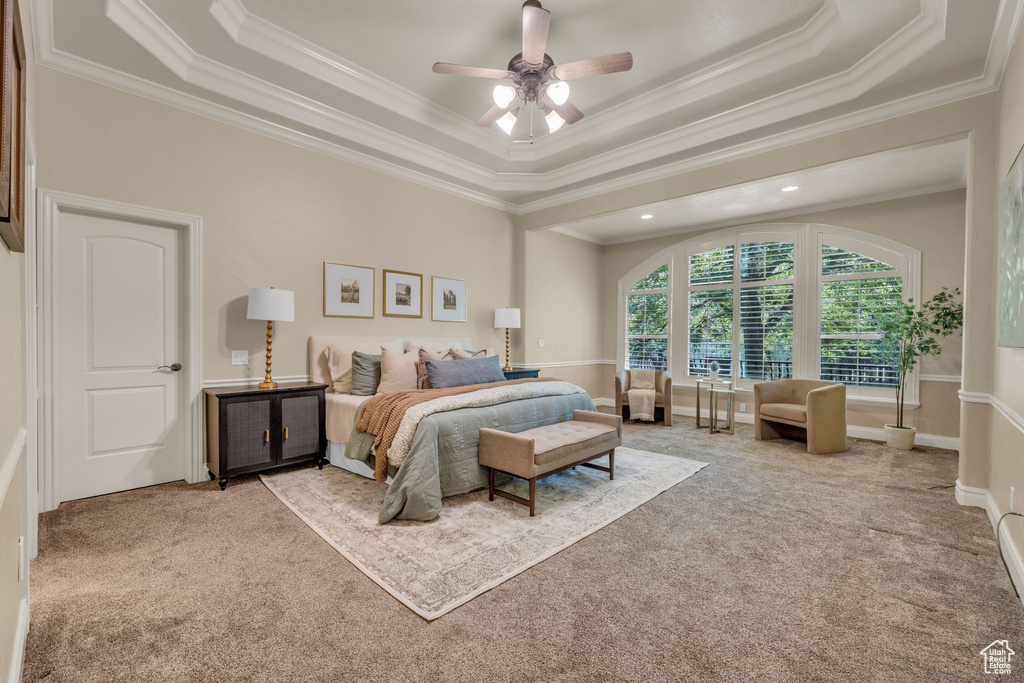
left=981, top=641, right=1015, bottom=675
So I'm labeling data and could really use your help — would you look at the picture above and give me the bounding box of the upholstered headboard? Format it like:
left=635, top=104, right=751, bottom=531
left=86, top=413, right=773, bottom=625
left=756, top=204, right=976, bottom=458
left=308, top=335, right=473, bottom=388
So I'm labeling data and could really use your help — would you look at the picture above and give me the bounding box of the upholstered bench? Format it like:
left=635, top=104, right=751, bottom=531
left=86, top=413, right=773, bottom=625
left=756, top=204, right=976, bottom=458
left=478, top=410, right=622, bottom=516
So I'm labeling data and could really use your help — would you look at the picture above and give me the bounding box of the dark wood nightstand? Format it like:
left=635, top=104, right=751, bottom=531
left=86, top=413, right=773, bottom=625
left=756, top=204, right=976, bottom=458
left=204, top=382, right=328, bottom=490
left=504, top=368, right=541, bottom=380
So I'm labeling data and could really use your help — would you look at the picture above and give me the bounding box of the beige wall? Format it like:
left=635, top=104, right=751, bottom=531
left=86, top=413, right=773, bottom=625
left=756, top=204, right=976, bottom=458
left=522, top=229, right=607, bottom=395
left=987, top=19, right=1024, bottom=561
left=597, top=190, right=967, bottom=436
left=0, top=239, right=24, bottom=680
left=35, top=67, right=517, bottom=384
left=1, top=1, right=31, bottom=677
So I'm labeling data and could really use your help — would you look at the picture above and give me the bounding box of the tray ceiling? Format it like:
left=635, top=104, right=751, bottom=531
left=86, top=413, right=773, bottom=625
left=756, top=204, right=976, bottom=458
left=34, top=0, right=1022, bottom=213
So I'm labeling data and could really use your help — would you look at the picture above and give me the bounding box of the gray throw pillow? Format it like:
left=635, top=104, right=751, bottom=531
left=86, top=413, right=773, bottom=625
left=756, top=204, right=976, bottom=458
left=426, top=355, right=505, bottom=389
left=350, top=351, right=381, bottom=396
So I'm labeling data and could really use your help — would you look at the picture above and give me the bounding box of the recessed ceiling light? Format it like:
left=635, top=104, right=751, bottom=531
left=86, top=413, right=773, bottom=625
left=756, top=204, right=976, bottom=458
left=782, top=185, right=799, bottom=192
left=641, top=214, right=654, bottom=219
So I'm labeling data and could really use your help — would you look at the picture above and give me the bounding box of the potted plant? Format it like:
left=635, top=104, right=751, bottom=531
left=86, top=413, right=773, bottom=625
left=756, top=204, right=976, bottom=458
left=708, top=360, right=720, bottom=380
left=875, top=287, right=963, bottom=449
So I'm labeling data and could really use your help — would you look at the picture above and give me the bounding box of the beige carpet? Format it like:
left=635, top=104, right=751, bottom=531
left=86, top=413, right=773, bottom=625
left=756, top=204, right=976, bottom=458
left=261, top=448, right=707, bottom=619
left=22, top=416, right=1024, bottom=682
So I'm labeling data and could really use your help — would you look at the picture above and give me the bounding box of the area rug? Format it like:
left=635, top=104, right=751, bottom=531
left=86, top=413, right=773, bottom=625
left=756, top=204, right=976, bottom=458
left=261, top=448, right=708, bottom=620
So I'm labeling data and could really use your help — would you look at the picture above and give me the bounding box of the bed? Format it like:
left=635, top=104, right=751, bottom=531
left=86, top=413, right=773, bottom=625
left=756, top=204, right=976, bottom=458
left=309, top=335, right=596, bottom=522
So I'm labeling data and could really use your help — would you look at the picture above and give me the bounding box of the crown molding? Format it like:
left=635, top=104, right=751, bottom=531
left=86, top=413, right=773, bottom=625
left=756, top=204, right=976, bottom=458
left=32, top=0, right=1024, bottom=216
left=516, top=0, right=845, bottom=161
left=33, top=2, right=515, bottom=211
left=551, top=177, right=967, bottom=245
left=105, top=0, right=499, bottom=189
left=209, top=0, right=510, bottom=159
left=502, top=0, right=951, bottom=190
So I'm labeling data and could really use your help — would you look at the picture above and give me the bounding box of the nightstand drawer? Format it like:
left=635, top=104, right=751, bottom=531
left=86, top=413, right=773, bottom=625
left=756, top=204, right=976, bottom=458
left=503, top=369, right=540, bottom=380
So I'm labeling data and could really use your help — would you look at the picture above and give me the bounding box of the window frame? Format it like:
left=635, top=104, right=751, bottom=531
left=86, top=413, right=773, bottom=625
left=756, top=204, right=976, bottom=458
left=621, top=258, right=673, bottom=373
left=616, top=224, right=921, bottom=407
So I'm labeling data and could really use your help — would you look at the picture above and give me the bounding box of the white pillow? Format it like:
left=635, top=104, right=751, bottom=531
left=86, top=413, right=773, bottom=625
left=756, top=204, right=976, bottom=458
left=377, top=346, right=419, bottom=393
left=403, top=339, right=465, bottom=354
left=326, top=339, right=400, bottom=393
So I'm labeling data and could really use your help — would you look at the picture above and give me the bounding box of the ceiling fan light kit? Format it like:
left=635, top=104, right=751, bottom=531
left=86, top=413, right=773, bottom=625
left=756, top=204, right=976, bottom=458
left=432, top=0, right=633, bottom=136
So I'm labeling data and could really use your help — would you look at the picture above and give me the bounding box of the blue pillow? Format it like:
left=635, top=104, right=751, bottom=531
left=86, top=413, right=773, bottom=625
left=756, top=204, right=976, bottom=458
left=426, top=355, right=505, bottom=389
left=350, top=351, right=381, bottom=396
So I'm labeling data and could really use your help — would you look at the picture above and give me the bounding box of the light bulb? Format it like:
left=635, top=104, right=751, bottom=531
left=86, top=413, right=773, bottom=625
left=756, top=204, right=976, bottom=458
left=548, top=81, right=570, bottom=106
left=497, top=110, right=518, bottom=135
left=493, top=85, right=516, bottom=109
left=545, top=110, right=565, bottom=133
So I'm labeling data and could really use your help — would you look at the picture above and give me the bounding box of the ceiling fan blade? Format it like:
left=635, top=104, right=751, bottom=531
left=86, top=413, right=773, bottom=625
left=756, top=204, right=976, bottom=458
left=549, top=52, right=633, bottom=80
left=475, top=104, right=508, bottom=127
left=522, top=3, right=551, bottom=68
left=542, top=93, right=584, bottom=124
left=432, top=63, right=514, bottom=79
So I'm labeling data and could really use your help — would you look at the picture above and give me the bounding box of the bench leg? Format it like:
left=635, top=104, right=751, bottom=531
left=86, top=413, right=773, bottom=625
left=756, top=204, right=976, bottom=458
left=529, top=477, right=536, bottom=517
left=609, top=448, right=614, bottom=480
left=488, top=467, right=495, bottom=501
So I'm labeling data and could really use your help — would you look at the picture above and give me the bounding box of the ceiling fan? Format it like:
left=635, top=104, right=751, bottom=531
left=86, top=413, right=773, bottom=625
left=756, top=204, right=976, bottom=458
left=432, top=0, right=633, bottom=136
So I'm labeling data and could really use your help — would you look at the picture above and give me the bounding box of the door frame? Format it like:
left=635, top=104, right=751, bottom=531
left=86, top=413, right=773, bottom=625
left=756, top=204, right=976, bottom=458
left=37, top=189, right=203, bottom=510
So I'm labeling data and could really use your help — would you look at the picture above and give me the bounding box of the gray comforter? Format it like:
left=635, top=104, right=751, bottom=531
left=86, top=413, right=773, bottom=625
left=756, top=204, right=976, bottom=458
left=346, top=392, right=596, bottom=523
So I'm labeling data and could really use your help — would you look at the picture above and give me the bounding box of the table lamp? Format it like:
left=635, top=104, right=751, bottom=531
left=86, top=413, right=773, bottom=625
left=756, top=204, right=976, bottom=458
left=493, top=307, right=521, bottom=372
left=247, top=287, right=294, bottom=389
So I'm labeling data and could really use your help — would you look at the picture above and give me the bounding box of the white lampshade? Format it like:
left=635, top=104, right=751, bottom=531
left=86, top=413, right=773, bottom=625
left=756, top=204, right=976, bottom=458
left=494, top=307, right=521, bottom=329
left=493, top=84, right=516, bottom=109
left=247, top=288, right=295, bottom=322
left=496, top=110, right=518, bottom=135
left=548, top=80, right=570, bottom=106
left=545, top=110, right=565, bottom=133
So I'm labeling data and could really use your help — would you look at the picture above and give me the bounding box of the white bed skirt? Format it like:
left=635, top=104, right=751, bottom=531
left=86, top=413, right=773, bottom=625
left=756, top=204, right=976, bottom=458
left=327, top=441, right=393, bottom=484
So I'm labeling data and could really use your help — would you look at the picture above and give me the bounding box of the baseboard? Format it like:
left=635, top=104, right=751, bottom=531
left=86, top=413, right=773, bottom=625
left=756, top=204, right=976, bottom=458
left=956, top=487, right=1024, bottom=610
left=591, top=398, right=960, bottom=450
left=955, top=479, right=989, bottom=509
left=6, top=599, right=28, bottom=683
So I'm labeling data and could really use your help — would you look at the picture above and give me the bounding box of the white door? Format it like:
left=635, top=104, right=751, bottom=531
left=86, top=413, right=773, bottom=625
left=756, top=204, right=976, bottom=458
left=57, top=211, right=186, bottom=501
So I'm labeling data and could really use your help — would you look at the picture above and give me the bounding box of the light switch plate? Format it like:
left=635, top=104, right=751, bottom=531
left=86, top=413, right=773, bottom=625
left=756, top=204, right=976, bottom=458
left=739, top=403, right=746, bottom=412
left=538, top=339, right=545, bottom=348
left=231, top=350, right=249, bottom=366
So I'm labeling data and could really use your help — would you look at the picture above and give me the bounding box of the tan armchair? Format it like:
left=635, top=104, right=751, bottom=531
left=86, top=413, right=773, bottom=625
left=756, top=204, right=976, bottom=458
left=754, top=380, right=847, bottom=454
left=615, top=370, right=673, bottom=426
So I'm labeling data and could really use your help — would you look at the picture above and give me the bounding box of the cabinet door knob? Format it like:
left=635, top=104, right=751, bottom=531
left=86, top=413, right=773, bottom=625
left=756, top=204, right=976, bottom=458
left=284, top=427, right=289, bottom=440
left=264, top=429, right=270, bottom=443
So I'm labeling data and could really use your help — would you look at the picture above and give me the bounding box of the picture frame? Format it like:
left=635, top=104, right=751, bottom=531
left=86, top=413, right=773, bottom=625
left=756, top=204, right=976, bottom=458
left=999, top=142, right=1024, bottom=347
left=323, top=262, right=374, bottom=318
left=431, top=276, right=467, bottom=322
left=0, top=0, right=25, bottom=253
left=383, top=269, right=423, bottom=318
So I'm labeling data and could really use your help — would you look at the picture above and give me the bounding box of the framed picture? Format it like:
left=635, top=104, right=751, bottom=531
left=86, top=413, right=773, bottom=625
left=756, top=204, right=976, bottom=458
left=323, top=262, right=374, bottom=318
left=0, top=0, right=25, bottom=253
left=383, top=269, right=423, bottom=318
left=431, top=276, right=467, bottom=322
left=1000, top=143, right=1024, bottom=347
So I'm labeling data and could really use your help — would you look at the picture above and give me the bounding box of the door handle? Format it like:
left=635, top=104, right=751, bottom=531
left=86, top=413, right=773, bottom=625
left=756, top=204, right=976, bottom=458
left=284, top=427, right=289, bottom=440
left=157, top=363, right=182, bottom=372
left=264, top=429, right=270, bottom=443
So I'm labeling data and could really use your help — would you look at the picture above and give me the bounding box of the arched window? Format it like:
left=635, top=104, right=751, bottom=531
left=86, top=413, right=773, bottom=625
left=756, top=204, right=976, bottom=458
left=618, top=224, right=919, bottom=404
left=625, top=263, right=670, bottom=370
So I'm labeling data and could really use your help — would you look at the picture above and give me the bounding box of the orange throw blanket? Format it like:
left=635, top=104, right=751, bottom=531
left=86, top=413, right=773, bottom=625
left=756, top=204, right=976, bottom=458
left=356, top=378, right=549, bottom=482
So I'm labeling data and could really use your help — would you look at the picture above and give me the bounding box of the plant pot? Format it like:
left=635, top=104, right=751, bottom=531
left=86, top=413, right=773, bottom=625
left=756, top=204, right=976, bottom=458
left=709, top=371, right=719, bottom=380
left=884, top=424, right=916, bottom=450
